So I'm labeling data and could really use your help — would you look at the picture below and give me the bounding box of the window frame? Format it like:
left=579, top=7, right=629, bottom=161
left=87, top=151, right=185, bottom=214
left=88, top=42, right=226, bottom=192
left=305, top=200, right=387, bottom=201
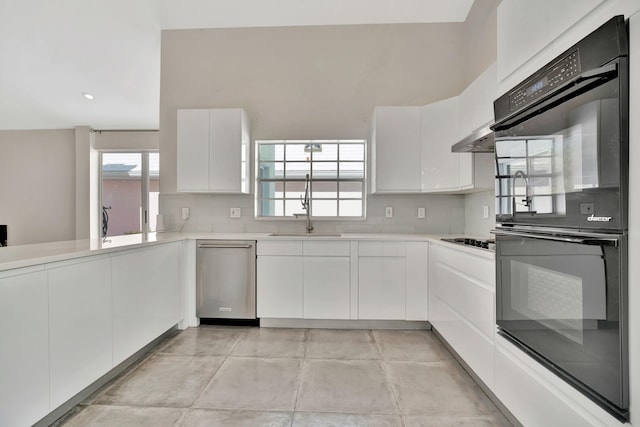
left=98, top=150, right=160, bottom=237
left=255, top=140, right=367, bottom=219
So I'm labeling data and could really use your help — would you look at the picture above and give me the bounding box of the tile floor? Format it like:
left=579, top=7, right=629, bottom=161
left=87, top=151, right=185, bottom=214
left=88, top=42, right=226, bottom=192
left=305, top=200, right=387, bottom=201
left=55, top=327, right=512, bottom=427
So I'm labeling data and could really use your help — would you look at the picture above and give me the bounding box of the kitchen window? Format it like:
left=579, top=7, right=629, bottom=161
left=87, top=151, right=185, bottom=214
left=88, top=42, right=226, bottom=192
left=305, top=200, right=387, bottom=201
left=256, top=140, right=366, bottom=218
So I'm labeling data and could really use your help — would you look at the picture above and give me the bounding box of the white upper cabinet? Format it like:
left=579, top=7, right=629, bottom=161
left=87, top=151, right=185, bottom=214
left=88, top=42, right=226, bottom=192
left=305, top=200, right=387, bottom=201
left=497, top=0, right=605, bottom=82
left=421, top=97, right=462, bottom=192
left=177, top=108, right=250, bottom=193
left=373, top=62, right=496, bottom=194
left=497, top=0, right=550, bottom=82
left=370, top=106, right=422, bottom=193
left=548, top=0, right=606, bottom=41
left=420, top=63, right=496, bottom=193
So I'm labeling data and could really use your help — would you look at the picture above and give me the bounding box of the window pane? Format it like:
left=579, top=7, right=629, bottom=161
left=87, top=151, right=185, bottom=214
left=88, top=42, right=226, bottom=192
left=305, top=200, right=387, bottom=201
left=339, top=181, right=363, bottom=198
left=102, top=153, right=142, bottom=236
left=340, top=162, right=364, bottom=179
left=259, top=162, right=284, bottom=179
left=528, top=139, right=553, bottom=156
left=259, top=144, right=284, bottom=161
left=313, top=162, right=338, bottom=179
left=284, top=180, right=306, bottom=199
left=339, top=200, right=363, bottom=217
left=495, top=139, right=526, bottom=158
left=285, top=199, right=305, bottom=216
left=285, top=162, right=310, bottom=179
left=312, top=199, right=337, bottom=216
left=340, top=144, right=365, bottom=161
left=286, top=144, right=310, bottom=161
left=313, top=181, right=337, bottom=199
left=259, top=181, right=283, bottom=199
left=260, top=198, right=282, bottom=217
left=312, top=143, right=338, bottom=161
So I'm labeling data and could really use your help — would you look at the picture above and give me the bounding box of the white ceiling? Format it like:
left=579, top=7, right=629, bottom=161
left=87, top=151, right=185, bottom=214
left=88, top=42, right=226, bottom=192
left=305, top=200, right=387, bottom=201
left=0, top=0, right=474, bottom=131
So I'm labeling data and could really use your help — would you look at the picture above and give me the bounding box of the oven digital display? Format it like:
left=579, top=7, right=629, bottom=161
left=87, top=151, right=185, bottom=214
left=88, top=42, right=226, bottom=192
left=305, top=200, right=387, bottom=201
left=526, top=77, right=548, bottom=96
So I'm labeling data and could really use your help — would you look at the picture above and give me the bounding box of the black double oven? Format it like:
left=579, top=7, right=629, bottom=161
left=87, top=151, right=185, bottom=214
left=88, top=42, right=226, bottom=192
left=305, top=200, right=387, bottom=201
left=492, top=16, right=630, bottom=421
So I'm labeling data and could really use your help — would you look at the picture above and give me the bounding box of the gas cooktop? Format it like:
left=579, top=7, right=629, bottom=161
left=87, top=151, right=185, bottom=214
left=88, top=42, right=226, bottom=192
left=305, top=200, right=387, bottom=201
left=440, top=237, right=495, bottom=251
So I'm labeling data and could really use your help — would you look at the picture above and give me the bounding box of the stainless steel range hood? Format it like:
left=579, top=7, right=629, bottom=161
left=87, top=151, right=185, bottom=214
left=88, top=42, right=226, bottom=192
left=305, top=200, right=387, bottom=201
left=451, top=122, right=494, bottom=153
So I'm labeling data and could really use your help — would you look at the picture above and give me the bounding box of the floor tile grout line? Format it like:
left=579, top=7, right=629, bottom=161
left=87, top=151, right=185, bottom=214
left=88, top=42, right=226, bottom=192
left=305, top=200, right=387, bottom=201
left=187, top=331, right=245, bottom=411
left=291, top=328, right=310, bottom=424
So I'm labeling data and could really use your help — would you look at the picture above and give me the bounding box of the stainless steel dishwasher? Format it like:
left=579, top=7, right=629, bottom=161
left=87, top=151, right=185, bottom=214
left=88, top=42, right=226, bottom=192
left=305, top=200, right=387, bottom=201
left=196, top=240, right=256, bottom=320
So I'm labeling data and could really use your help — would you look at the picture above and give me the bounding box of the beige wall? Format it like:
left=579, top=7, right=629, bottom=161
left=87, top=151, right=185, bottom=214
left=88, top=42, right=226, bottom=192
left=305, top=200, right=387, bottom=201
left=160, top=22, right=471, bottom=194
left=463, top=0, right=500, bottom=86
left=94, top=130, right=159, bottom=151
left=0, top=130, right=76, bottom=245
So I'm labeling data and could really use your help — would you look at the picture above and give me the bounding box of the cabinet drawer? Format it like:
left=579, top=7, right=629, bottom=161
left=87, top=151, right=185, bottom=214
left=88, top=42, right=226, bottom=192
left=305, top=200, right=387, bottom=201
left=303, top=240, right=350, bottom=256
left=358, top=241, right=406, bottom=257
left=433, top=260, right=495, bottom=339
left=257, top=241, right=303, bottom=256
left=434, top=245, right=494, bottom=286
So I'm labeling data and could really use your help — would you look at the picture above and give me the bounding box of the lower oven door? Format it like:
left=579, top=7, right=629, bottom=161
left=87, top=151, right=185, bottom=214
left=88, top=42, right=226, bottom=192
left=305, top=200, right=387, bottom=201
left=495, top=228, right=628, bottom=420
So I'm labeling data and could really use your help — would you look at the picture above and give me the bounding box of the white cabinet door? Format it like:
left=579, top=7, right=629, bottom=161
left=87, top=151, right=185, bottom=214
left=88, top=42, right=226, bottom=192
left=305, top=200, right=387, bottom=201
left=497, top=0, right=605, bottom=83
left=371, top=106, right=422, bottom=193
left=497, top=0, right=550, bottom=81
left=209, top=109, right=250, bottom=193
left=405, top=242, right=428, bottom=321
left=303, top=256, right=350, bottom=319
left=257, top=256, right=303, bottom=318
left=358, top=256, right=406, bottom=320
left=112, top=242, right=182, bottom=365
left=548, top=0, right=605, bottom=41
left=177, top=109, right=210, bottom=192
left=0, top=267, right=49, bottom=427
left=48, top=256, right=112, bottom=409
left=421, top=97, right=462, bottom=192
left=177, top=108, right=250, bottom=194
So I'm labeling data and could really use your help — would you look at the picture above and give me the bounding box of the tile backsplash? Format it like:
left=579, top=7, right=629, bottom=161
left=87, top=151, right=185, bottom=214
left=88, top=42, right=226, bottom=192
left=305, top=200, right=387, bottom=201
left=160, top=193, right=467, bottom=235
left=463, top=190, right=495, bottom=238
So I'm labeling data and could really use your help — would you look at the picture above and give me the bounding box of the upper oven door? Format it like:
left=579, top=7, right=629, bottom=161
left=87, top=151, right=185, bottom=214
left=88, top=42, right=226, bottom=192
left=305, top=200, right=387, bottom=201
left=493, top=57, right=628, bottom=231
left=495, top=228, right=628, bottom=409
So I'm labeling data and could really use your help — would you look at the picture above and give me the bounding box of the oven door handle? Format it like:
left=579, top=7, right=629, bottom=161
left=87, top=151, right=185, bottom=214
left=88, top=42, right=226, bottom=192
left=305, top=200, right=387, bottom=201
left=492, top=62, right=619, bottom=131
left=493, top=229, right=619, bottom=247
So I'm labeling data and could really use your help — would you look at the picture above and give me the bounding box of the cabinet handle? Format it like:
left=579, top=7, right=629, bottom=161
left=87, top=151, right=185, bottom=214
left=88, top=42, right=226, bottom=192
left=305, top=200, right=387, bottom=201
left=198, top=244, right=253, bottom=249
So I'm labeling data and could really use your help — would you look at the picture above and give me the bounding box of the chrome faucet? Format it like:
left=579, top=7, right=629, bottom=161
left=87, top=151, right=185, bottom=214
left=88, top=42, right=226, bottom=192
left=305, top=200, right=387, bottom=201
left=512, top=170, right=533, bottom=214
left=295, top=173, right=314, bottom=233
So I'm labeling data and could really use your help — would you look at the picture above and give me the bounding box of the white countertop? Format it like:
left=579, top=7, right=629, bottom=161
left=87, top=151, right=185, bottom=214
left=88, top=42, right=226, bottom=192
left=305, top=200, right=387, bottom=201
left=0, top=231, right=493, bottom=272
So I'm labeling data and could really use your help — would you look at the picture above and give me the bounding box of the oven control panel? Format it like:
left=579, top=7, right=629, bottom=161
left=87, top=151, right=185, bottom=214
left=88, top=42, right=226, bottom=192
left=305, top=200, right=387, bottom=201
left=509, top=50, right=581, bottom=111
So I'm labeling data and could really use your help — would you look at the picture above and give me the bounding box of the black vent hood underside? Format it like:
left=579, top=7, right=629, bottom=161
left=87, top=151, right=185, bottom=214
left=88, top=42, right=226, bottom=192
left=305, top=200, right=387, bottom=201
left=451, top=122, right=494, bottom=153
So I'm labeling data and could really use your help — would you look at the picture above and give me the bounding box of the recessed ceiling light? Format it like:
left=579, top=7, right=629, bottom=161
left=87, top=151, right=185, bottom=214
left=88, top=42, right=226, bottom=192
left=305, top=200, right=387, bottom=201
left=81, top=92, right=95, bottom=100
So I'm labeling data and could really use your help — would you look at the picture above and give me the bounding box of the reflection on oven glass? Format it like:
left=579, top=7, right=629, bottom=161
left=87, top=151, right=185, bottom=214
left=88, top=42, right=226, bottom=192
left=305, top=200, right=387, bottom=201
left=508, top=259, right=607, bottom=345
left=494, top=100, right=610, bottom=220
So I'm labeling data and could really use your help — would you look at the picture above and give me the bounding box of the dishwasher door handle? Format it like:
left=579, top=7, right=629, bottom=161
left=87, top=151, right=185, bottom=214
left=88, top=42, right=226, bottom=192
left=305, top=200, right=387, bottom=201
left=198, top=243, right=253, bottom=249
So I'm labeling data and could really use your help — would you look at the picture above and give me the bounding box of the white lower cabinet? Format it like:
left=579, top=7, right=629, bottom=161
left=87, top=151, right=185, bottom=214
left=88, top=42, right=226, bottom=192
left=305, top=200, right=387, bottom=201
left=257, top=240, right=426, bottom=321
left=429, top=243, right=495, bottom=388
left=358, top=256, right=406, bottom=320
left=303, top=256, right=350, bottom=319
left=111, top=242, right=182, bottom=365
left=256, top=240, right=351, bottom=320
left=257, top=255, right=303, bottom=318
left=0, top=267, right=49, bottom=427
left=48, top=256, right=112, bottom=409
left=357, top=241, right=428, bottom=321
left=494, top=336, right=614, bottom=427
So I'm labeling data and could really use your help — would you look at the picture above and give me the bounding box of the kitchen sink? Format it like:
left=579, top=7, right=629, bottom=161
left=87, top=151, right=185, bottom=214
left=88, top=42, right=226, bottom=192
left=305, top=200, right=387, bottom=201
left=269, top=232, right=342, bottom=237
